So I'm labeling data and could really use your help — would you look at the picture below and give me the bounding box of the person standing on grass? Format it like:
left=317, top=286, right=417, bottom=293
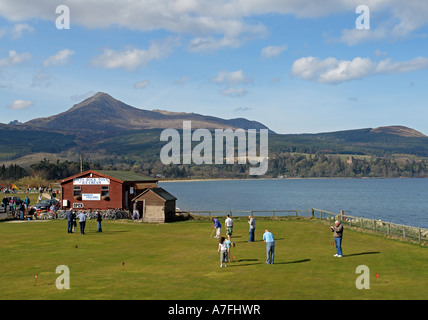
left=2, top=196, right=8, bottom=212
left=66, top=209, right=73, bottom=233
left=19, top=202, right=25, bottom=220
left=330, top=220, right=343, bottom=257
left=211, top=217, right=221, bottom=239
left=248, top=215, right=256, bottom=242
left=96, top=211, right=103, bottom=232
left=72, top=209, right=77, bottom=232
left=218, top=237, right=228, bottom=267
left=225, top=239, right=235, bottom=263
left=225, top=214, right=233, bottom=240
left=76, top=211, right=87, bottom=234
left=263, top=229, right=275, bottom=264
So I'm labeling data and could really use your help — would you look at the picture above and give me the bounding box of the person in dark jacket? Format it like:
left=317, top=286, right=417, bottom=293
left=2, top=196, right=8, bottom=212
left=19, top=203, right=25, bottom=220
left=330, top=220, right=344, bottom=257
left=96, top=211, right=103, bottom=232
left=66, top=210, right=74, bottom=233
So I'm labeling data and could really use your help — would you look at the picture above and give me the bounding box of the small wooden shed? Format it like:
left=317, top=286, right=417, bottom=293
left=132, top=187, right=177, bottom=223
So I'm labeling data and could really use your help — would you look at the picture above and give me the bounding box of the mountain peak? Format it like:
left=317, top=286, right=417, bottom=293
left=69, top=91, right=119, bottom=111
left=23, top=92, right=272, bottom=134
left=370, top=126, right=426, bottom=138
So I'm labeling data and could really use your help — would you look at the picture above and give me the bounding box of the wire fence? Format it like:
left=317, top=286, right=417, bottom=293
left=189, top=208, right=428, bottom=244
left=3, top=204, right=427, bottom=244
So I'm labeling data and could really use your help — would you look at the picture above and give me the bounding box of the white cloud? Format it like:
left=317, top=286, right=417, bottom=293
left=70, top=91, right=96, bottom=102
left=43, top=49, right=75, bottom=67
left=0, top=50, right=31, bottom=66
left=338, top=27, right=388, bottom=46
left=261, top=45, right=288, bottom=58
left=92, top=37, right=180, bottom=71
left=173, top=76, right=189, bottom=86
left=234, top=107, right=252, bottom=112
left=7, top=100, right=32, bottom=110
left=220, top=87, right=248, bottom=97
left=213, top=69, right=252, bottom=87
left=213, top=69, right=251, bottom=97
left=336, top=0, right=428, bottom=45
left=11, top=23, right=34, bottom=38
left=134, top=80, right=150, bottom=89
left=375, top=57, right=428, bottom=74
left=0, top=1, right=427, bottom=50
left=290, top=56, right=428, bottom=84
left=31, top=70, right=53, bottom=87
left=188, top=36, right=239, bottom=52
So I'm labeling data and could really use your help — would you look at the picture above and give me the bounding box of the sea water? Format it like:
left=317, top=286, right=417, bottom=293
left=160, top=178, right=428, bottom=228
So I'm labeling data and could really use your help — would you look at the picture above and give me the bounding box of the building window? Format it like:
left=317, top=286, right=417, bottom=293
left=74, top=186, right=81, bottom=200
left=73, top=186, right=81, bottom=197
left=101, top=186, right=109, bottom=200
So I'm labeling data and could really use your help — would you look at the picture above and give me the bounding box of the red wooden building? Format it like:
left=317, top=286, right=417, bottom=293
left=59, top=170, right=158, bottom=210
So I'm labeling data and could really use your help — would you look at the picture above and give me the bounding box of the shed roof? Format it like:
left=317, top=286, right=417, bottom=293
left=132, top=187, right=177, bottom=202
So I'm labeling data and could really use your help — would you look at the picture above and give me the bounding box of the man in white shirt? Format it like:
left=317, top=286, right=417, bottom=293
left=225, top=214, right=233, bottom=240
left=76, top=211, right=87, bottom=234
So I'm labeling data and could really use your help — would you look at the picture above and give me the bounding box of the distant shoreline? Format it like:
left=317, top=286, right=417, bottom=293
left=159, top=176, right=425, bottom=183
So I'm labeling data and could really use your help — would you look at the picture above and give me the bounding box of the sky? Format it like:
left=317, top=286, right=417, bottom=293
left=0, top=0, right=428, bottom=135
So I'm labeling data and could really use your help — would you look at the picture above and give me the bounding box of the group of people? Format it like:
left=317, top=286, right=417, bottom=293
left=215, top=214, right=236, bottom=267
left=2, top=196, right=33, bottom=220
left=211, top=215, right=344, bottom=267
left=211, top=214, right=277, bottom=267
left=65, top=209, right=103, bottom=234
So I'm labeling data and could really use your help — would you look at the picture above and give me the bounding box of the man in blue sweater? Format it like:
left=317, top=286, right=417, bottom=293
left=211, top=217, right=222, bottom=239
left=263, top=229, right=275, bottom=264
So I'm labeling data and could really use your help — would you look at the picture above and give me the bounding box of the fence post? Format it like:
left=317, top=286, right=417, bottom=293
left=273, top=210, right=276, bottom=217
left=403, top=227, right=406, bottom=239
left=419, top=228, right=421, bottom=243
left=311, top=208, right=314, bottom=218
left=295, top=210, right=298, bottom=217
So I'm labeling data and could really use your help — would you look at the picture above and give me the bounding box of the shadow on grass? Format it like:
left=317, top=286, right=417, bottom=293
left=234, top=237, right=285, bottom=244
left=273, top=258, right=311, bottom=265
left=73, top=230, right=130, bottom=235
left=229, top=258, right=311, bottom=267
left=344, top=251, right=380, bottom=257
left=229, top=259, right=263, bottom=267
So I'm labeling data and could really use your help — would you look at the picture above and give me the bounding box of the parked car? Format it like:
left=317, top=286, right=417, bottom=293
left=33, top=199, right=59, bottom=211
left=6, top=196, right=23, bottom=206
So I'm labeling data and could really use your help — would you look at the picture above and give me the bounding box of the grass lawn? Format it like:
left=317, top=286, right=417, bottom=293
left=0, top=217, right=427, bottom=300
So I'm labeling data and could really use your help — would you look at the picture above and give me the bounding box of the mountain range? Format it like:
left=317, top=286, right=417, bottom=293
left=1, top=92, right=428, bottom=168
left=24, top=92, right=272, bottom=134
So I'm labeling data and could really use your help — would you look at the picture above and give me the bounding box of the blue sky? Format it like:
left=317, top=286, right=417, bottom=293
left=1, top=0, right=428, bottom=134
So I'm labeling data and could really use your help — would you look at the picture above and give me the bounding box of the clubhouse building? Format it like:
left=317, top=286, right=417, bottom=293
left=59, top=170, right=177, bottom=222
